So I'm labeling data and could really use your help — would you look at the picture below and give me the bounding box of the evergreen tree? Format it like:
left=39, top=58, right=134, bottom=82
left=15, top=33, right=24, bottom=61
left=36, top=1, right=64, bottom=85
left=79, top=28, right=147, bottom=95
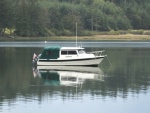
left=0, top=0, right=7, bottom=35
left=0, top=0, right=14, bottom=35
left=0, top=0, right=149, bottom=37
left=15, top=0, right=49, bottom=36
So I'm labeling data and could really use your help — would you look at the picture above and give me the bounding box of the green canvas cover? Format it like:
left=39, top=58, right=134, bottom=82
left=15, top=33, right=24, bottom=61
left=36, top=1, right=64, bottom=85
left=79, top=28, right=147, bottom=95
left=39, top=46, right=61, bottom=59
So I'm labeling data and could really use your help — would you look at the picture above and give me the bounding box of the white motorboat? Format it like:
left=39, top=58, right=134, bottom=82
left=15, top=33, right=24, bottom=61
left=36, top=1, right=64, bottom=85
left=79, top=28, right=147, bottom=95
left=33, top=46, right=106, bottom=66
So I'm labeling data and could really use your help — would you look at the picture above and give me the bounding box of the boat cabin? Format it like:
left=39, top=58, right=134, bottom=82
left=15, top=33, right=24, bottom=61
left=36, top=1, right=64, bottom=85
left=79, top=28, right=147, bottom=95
left=39, top=46, right=88, bottom=60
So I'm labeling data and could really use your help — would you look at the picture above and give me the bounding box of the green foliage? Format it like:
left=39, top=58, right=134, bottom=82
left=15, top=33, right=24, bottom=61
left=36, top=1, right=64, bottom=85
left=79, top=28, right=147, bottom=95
left=0, top=0, right=15, bottom=35
left=14, top=0, right=50, bottom=37
left=0, top=0, right=149, bottom=37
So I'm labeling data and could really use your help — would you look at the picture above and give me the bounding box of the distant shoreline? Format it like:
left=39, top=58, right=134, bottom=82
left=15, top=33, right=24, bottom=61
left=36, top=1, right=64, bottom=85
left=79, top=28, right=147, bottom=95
left=0, top=34, right=150, bottom=41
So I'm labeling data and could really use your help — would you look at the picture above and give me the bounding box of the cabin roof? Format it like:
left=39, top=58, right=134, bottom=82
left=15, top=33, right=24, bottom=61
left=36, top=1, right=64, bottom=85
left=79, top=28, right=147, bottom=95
left=43, top=46, right=84, bottom=50
left=61, top=47, right=84, bottom=50
left=44, top=46, right=61, bottom=50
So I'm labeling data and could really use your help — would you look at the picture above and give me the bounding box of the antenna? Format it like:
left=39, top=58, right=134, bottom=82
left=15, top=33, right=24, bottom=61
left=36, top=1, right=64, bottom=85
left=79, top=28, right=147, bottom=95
left=76, top=22, right=77, bottom=47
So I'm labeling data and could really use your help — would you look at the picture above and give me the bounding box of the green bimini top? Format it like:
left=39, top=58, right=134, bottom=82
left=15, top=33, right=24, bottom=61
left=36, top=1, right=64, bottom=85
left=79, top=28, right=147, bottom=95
left=39, top=46, right=61, bottom=59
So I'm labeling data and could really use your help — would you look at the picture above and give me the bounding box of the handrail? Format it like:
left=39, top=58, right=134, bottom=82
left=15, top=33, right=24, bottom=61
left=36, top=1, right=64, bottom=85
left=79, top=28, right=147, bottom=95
left=89, top=50, right=105, bottom=54
left=87, top=50, right=105, bottom=56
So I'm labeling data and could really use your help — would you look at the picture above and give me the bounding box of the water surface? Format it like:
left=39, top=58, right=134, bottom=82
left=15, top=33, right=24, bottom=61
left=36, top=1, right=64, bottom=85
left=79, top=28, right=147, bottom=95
left=1, top=41, right=150, bottom=47
left=0, top=42, right=150, bottom=113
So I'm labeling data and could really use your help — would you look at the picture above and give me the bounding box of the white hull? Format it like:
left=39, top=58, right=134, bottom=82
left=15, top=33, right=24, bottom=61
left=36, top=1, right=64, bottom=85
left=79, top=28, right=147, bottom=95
left=37, top=56, right=104, bottom=66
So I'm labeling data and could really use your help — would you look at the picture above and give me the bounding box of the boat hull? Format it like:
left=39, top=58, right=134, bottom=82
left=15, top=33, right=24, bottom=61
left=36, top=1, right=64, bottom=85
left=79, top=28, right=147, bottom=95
left=37, top=56, right=105, bottom=66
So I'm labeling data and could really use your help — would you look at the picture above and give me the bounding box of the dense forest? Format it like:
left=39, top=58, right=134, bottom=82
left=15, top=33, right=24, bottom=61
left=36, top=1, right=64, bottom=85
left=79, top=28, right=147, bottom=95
left=0, top=0, right=150, bottom=37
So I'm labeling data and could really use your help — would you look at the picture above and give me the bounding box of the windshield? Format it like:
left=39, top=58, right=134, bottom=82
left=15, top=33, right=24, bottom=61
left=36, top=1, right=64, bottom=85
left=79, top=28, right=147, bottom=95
left=78, top=50, right=86, bottom=54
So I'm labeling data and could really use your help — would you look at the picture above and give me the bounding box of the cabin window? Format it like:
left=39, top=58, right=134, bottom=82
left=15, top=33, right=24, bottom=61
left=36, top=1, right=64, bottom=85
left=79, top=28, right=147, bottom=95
left=68, top=51, right=77, bottom=55
left=61, top=51, right=67, bottom=55
left=61, top=50, right=77, bottom=55
left=78, top=50, right=86, bottom=54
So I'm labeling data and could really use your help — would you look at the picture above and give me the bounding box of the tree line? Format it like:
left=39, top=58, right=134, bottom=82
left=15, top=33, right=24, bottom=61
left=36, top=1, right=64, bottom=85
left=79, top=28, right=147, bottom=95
left=0, top=0, right=150, bottom=37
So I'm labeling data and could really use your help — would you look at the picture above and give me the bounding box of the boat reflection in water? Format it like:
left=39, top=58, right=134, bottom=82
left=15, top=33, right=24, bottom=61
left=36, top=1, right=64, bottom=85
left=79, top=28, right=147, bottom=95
left=33, top=66, right=104, bottom=86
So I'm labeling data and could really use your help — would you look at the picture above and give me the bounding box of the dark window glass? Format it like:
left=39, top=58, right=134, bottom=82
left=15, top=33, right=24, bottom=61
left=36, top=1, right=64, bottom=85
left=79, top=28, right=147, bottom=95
left=61, top=51, right=67, bottom=55
left=68, top=51, right=77, bottom=55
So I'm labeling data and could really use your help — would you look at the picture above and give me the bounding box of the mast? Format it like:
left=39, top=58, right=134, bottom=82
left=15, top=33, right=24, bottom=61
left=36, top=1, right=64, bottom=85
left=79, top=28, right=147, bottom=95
left=76, top=22, right=77, bottom=47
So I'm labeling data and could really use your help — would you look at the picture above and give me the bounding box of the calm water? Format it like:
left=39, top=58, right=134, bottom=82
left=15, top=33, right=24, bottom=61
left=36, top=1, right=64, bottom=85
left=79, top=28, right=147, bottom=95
left=0, top=41, right=150, bottom=113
